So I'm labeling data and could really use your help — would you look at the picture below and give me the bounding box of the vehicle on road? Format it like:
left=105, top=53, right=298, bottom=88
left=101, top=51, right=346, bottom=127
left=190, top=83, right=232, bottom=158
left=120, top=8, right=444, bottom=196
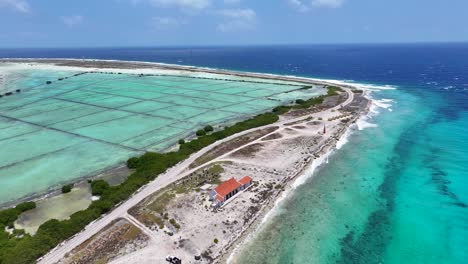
left=166, top=255, right=182, bottom=264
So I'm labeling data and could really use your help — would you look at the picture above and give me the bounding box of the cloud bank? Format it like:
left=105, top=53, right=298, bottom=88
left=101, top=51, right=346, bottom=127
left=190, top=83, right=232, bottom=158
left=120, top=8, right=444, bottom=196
left=0, top=0, right=30, bottom=13
left=288, top=0, right=344, bottom=12
left=217, top=8, right=256, bottom=32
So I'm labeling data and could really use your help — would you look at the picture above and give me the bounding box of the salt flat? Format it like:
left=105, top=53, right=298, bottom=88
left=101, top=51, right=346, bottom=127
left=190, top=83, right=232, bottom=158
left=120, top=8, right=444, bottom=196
left=0, top=63, right=325, bottom=205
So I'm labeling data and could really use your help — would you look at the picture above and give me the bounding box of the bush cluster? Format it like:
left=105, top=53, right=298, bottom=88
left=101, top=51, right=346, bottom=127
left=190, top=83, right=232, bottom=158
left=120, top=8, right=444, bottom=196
left=0, top=202, right=36, bottom=228
left=204, top=125, right=214, bottom=132
left=196, top=129, right=206, bottom=137
left=61, top=184, right=73, bottom=194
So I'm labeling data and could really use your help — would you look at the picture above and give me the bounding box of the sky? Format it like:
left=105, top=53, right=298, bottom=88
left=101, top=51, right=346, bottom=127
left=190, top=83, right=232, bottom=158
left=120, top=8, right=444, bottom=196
left=0, top=0, right=467, bottom=48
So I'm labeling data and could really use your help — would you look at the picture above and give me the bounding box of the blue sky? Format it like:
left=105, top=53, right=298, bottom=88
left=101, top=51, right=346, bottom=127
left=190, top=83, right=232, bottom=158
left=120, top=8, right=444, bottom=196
left=0, top=0, right=467, bottom=47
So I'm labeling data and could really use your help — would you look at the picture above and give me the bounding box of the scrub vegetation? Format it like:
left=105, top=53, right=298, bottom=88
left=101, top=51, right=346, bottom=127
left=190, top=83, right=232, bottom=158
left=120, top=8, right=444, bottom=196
left=0, top=86, right=340, bottom=264
left=61, top=184, right=73, bottom=194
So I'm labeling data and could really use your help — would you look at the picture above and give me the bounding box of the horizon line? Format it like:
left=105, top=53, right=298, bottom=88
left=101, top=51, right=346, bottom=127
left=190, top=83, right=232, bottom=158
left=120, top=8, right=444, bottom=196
left=1, top=41, right=468, bottom=50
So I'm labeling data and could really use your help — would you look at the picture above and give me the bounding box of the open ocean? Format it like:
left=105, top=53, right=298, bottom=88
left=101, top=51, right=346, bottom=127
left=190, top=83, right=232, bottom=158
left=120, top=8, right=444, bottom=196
left=1, top=43, right=467, bottom=263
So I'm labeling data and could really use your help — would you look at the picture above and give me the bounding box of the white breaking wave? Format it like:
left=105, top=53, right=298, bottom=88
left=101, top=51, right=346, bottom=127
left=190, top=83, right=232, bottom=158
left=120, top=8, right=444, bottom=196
left=373, top=100, right=392, bottom=109
left=357, top=96, right=395, bottom=130
left=356, top=118, right=378, bottom=130
left=335, top=128, right=352, bottom=150
left=319, top=79, right=398, bottom=91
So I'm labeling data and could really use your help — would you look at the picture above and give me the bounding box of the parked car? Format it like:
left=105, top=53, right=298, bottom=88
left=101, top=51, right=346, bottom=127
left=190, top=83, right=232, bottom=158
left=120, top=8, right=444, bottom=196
left=166, top=255, right=182, bottom=264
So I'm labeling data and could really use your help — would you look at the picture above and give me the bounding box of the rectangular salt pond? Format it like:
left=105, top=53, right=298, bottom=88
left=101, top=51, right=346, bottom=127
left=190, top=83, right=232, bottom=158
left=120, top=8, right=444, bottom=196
left=0, top=68, right=326, bottom=204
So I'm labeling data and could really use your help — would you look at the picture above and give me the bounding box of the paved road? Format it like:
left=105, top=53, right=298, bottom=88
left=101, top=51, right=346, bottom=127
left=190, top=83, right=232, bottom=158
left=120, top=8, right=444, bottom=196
left=38, top=87, right=353, bottom=264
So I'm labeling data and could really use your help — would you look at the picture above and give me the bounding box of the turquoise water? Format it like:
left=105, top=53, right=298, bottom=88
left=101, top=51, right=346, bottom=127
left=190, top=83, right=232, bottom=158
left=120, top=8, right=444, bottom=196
left=235, top=87, right=468, bottom=263
left=0, top=66, right=325, bottom=205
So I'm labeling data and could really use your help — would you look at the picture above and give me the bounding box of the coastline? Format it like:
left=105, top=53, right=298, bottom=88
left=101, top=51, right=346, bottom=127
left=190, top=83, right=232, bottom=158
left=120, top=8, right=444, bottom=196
left=1, top=58, right=371, bottom=263
left=0, top=58, right=361, bottom=88
left=217, top=94, right=372, bottom=263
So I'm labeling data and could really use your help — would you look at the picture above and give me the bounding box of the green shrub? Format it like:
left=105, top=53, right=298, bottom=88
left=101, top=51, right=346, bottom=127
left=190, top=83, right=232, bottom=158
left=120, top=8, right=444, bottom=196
left=326, top=85, right=343, bottom=96
left=61, top=184, right=73, bottom=194
left=196, top=129, right=206, bottom=137
left=0, top=202, right=36, bottom=227
left=90, top=180, right=110, bottom=196
left=204, top=125, right=214, bottom=132
left=178, top=139, right=185, bottom=145
left=169, top=218, right=180, bottom=229
left=127, top=157, right=140, bottom=169
left=15, top=202, right=36, bottom=213
left=214, top=238, right=218, bottom=244
left=272, top=106, right=290, bottom=115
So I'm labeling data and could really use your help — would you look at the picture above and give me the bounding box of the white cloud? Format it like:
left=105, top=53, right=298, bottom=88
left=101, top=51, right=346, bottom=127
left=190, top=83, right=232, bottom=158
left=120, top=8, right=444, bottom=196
left=288, top=0, right=309, bottom=12
left=224, top=0, right=241, bottom=4
left=218, top=8, right=255, bottom=20
left=0, top=0, right=30, bottom=13
left=61, top=15, right=84, bottom=26
left=151, top=16, right=187, bottom=30
left=288, top=0, right=344, bottom=12
left=149, top=0, right=211, bottom=11
left=216, top=8, right=256, bottom=32
left=311, top=0, right=344, bottom=8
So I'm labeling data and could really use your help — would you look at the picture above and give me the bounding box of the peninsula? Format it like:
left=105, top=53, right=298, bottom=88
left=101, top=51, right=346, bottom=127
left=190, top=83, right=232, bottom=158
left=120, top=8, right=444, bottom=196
left=0, top=59, right=369, bottom=264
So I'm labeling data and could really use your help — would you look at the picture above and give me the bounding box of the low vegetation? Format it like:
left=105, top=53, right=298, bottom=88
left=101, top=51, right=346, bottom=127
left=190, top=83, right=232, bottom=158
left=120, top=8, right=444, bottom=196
left=0, top=86, right=340, bottom=264
left=148, top=192, right=176, bottom=214
left=0, top=202, right=36, bottom=228
left=204, top=125, right=214, bottom=132
left=169, top=219, right=180, bottom=230
left=61, top=184, right=73, bottom=194
left=196, top=129, right=206, bottom=137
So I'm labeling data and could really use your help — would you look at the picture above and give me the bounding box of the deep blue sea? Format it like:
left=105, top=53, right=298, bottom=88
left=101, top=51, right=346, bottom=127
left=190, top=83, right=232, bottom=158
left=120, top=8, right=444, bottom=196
left=1, top=44, right=467, bottom=263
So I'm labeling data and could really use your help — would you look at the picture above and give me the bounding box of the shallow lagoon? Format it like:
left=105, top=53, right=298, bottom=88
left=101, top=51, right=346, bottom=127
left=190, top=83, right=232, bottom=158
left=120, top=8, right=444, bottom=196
left=0, top=65, right=325, bottom=205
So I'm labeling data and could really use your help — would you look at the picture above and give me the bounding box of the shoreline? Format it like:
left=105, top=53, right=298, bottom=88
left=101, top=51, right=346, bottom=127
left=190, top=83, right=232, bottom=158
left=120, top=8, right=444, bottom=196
left=217, top=95, right=372, bottom=263
left=0, top=58, right=360, bottom=88
left=1, top=58, right=372, bottom=263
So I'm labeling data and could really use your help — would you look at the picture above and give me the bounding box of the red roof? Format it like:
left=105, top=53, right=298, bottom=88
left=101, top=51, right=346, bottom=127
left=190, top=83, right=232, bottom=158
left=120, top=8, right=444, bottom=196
left=239, top=176, right=252, bottom=185
left=216, top=194, right=224, bottom=202
left=214, top=177, right=241, bottom=197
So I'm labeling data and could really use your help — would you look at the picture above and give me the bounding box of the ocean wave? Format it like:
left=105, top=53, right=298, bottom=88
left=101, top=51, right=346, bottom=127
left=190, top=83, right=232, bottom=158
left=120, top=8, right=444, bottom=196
left=369, top=104, right=380, bottom=115
left=373, top=99, right=392, bottom=109
left=356, top=118, right=378, bottom=130
left=324, top=79, right=398, bottom=91
left=335, top=129, right=352, bottom=150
